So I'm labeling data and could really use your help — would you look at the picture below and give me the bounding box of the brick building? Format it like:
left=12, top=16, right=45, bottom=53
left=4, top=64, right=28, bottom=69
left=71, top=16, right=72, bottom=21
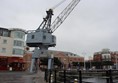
left=93, top=48, right=118, bottom=69
left=23, top=50, right=84, bottom=70
left=49, top=50, right=84, bottom=68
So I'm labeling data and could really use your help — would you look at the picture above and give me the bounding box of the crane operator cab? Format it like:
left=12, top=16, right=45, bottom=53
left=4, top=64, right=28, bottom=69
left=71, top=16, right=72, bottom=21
left=26, top=30, right=56, bottom=47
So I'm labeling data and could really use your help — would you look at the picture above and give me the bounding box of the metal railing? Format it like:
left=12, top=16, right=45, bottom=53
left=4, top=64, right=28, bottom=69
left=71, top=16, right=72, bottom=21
left=44, top=69, right=118, bottom=83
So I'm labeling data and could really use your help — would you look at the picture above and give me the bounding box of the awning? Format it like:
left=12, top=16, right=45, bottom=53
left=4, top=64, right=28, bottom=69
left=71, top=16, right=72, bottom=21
left=8, top=57, right=24, bottom=63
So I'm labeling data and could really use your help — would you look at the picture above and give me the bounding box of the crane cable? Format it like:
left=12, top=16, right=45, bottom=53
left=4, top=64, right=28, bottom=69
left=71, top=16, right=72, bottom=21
left=51, top=0, right=66, bottom=10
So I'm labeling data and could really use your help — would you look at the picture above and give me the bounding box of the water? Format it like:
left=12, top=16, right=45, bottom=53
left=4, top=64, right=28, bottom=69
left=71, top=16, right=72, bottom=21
left=83, top=77, right=106, bottom=83
left=83, top=77, right=118, bottom=83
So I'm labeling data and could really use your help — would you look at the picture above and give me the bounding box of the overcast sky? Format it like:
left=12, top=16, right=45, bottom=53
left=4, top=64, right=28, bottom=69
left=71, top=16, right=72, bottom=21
left=0, top=0, right=118, bottom=59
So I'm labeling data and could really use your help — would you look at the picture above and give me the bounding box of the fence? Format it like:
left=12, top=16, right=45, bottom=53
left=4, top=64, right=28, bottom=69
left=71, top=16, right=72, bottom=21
left=44, top=69, right=118, bottom=83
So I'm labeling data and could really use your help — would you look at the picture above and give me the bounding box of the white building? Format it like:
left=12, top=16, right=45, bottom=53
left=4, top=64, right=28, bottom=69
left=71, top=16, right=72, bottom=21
left=0, top=27, right=26, bottom=57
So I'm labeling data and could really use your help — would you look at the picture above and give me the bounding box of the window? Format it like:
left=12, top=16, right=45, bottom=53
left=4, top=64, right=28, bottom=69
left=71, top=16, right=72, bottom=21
left=0, top=29, right=10, bottom=37
left=0, top=30, right=2, bottom=36
left=3, top=31, right=9, bottom=37
left=12, top=48, right=24, bottom=55
left=43, top=35, right=46, bottom=40
left=3, top=39, right=7, bottom=44
left=102, top=54, right=111, bottom=61
left=52, top=36, right=54, bottom=42
left=14, top=31, right=25, bottom=39
left=31, top=35, right=35, bottom=39
left=1, top=48, right=6, bottom=53
left=14, top=40, right=24, bottom=47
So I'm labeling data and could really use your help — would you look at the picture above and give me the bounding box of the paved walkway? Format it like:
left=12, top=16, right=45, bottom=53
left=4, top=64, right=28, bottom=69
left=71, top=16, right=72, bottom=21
left=0, top=70, right=46, bottom=83
left=23, top=70, right=46, bottom=83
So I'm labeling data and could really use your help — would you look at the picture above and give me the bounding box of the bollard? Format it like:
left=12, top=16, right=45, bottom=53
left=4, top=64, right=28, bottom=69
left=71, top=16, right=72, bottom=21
left=49, top=69, right=52, bottom=83
left=54, top=69, right=57, bottom=83
left=44, top=69, right=48, bottom=82
left=106, top=70, right=109, bottom=83
left=64, top=69, right=66, bottom=83
left=109, top=70, right=113, bottom=83
left=74, top=79, right=78, bottom=83
left=79, top=70, right=82, bottom=83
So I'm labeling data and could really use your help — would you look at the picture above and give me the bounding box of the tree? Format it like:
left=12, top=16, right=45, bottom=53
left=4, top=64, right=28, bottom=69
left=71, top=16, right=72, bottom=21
left=72, top=62, right=78, bottom=66
left=54, top=57, right=62, bottom=66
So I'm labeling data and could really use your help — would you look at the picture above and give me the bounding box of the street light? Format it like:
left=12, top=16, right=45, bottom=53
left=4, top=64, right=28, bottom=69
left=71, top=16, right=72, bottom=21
left=61, top=58, right=67, bottom=69
left=82, top=53, right=86, bottom=70
left=115, top=54, right=118, bottom=70
left=89, top=56, right=92, bottom=69
left=84, top=58, right=86, bottom=70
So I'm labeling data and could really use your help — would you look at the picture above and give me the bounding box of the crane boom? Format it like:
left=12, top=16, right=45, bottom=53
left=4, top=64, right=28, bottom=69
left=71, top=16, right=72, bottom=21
left=50, top=0, right=80, bottom=33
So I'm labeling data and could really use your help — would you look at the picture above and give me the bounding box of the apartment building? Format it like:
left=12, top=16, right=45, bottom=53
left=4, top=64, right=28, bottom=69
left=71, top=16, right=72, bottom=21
left=0, top=27, right=26, bottom=70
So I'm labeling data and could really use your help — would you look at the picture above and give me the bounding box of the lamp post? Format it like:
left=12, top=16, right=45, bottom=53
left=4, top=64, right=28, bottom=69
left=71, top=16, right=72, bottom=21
left=84, top=58, right=86, bottom=70
left=89, top=56, right=92, bottom=69
left=116, top=54, right=118, bottom=70
left=63, top=58, right=66, bottom=69
left=82, top=53, right=86, bottom=70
